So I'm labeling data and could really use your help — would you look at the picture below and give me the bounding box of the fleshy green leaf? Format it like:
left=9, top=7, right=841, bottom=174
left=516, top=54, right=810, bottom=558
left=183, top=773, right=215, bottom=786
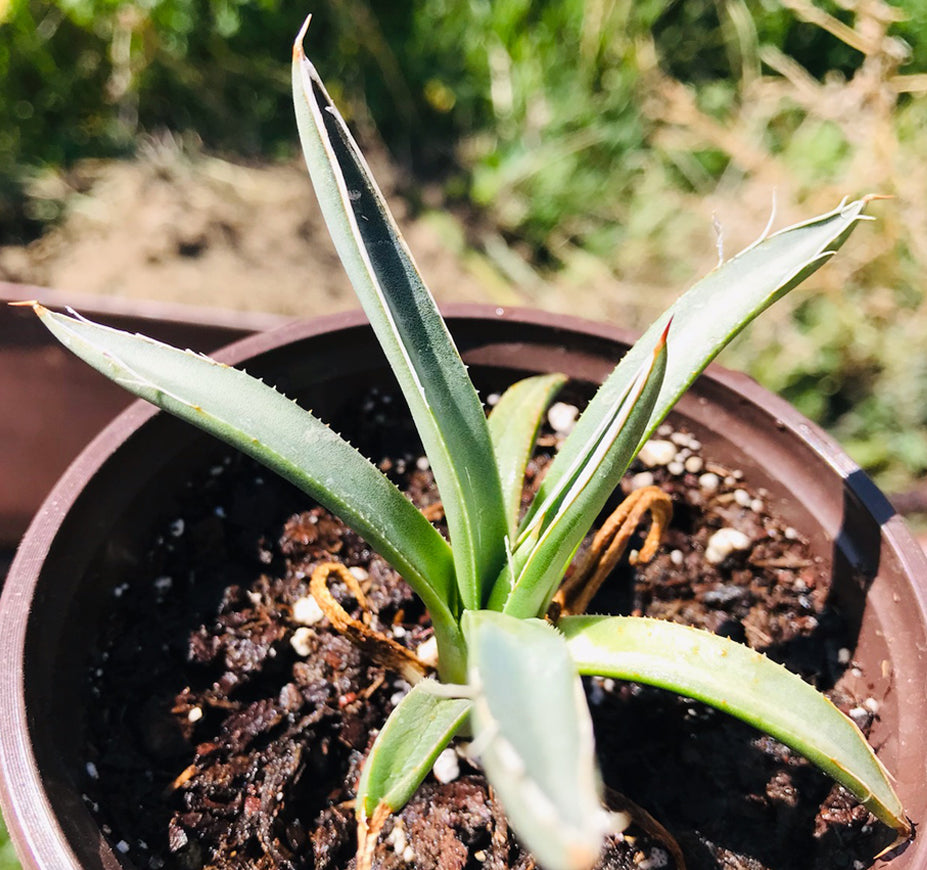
left=463, top=611, right=617, bottom=870
left=490, top=328, right=667, bottom=618
left=488, top=373, right=567, bottom=538
left=560, top=615, right=911, bottom=838
left=356, top=679, right=471, bottom=820
left=292, top=23, right=508, bottom=611
left=32, top=305, right=468, bottom=676
left=529, top=199, right=874, bottom=532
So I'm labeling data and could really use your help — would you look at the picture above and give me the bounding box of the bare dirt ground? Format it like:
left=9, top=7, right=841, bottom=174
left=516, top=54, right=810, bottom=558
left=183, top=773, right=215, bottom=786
left=0, top=145, right=522, bottom=319
left=2, top=144, right=925, bottom=542
left=0, top=142, right=695, bottom=332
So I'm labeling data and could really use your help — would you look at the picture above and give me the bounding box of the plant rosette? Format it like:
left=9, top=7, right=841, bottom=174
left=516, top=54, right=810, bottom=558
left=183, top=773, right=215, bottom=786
left=2, top=310, right=926, bottom=870
left=2, top=17, right=926, bottom=870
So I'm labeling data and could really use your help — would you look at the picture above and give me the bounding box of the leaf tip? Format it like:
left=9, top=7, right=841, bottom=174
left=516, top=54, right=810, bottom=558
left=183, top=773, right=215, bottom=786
left=874, top=819, right=914, bottom=860
left=563, top=842, right=606, bottom=870
left=658, top=315, right=673, bottom=348
left=293, top=13, right=312, bottom=61
left=650, top=316, right=672, bottom=362
left=9, top=299, right=46, bottom=318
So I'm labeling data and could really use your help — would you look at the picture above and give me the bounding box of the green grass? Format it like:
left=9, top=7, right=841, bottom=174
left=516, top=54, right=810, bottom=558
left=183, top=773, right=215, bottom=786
left=0, top=812, right=22, bottom=870
left=2, top=0, right=926, bottom=493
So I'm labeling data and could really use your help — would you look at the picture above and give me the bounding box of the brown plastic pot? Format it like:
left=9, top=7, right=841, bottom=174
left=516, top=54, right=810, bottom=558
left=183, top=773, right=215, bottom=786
left=1, top=307, right=925, bottom=869
left=0, top=282, right=290, bottom=548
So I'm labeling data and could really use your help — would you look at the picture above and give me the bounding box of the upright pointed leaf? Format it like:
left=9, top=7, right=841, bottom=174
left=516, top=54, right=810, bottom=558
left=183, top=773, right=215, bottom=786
left=528, top=200, right=874, bottom=530
left=491, top=328, right=667, bottom=618
left=356, top=679, right=471, bottom=821
left=560, top=615, right=911, bottom=838
left=488, top=373, right=567, bottom=538
left=463, top=611, right=614, bottom=870
left=32, top=306, right=468, bottom=675
left=292, top=24, right=508, bottom=609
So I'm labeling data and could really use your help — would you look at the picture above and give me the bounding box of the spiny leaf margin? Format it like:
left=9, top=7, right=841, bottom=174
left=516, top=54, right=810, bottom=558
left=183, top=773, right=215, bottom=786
left=492, top=326, right=668, bottom=618
left=560, top=614, right=910, bottom=838
left=528, top=198, right=875, bottom=532
left=356, top=679, right=471, bottom=821
left=32, top=304, right=467, bottom=674
left=463, top=611, right=615, bottom=870
left=488, top=373, right=567, bottom=539
left=292, top=19, right=509, bottom=612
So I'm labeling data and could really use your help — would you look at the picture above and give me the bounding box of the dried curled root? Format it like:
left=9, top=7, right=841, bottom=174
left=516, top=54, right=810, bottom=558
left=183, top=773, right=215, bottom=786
left=310, top=561, right=428, bottom=685
left=356, top=802, right=392, bottom=870
left=604, top=786, right=687, bottom=870
left=550, top=486, right=673, bottom=619
left=420, top=501, right=445, bottom=522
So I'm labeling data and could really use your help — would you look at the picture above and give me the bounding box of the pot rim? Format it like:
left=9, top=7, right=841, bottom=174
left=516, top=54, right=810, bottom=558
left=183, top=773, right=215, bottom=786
left=2, top=304, right=925, bottom=869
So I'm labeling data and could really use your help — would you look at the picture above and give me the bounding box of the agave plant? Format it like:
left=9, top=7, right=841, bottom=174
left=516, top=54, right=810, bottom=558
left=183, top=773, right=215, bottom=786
left=23, top=17, right=910, bottom=870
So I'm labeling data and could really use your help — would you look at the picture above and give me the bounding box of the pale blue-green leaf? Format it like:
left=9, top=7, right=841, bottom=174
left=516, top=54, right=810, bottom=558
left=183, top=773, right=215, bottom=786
left=560, top=615, right=910, bottom=838
left=488, top=373, right=567, bottom=538
left=33, top=306, right=468, bottom=676
left=463, top=611, right=612, bottom=870
left=528, top=199, right=873, bottom=529
left=292, top=24, right=508, bottom=611
left=490, top=330, right=667, bottom=618
left=356, top=679, right=471, bottom=820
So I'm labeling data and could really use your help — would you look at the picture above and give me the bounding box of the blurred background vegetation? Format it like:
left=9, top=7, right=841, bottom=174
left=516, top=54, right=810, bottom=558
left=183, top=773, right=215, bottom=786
left=1, top=0, right=926, bottom=498
left=0, top=814, right=17, bottom=870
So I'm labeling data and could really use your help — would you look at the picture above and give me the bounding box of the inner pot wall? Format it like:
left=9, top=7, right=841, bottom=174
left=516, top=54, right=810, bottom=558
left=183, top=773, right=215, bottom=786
left=1, top=307, right=925, bottom=869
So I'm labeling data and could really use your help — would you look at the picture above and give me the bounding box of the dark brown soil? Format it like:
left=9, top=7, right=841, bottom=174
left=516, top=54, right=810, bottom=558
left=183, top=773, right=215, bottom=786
left=82, top=386, right=898, bottom=870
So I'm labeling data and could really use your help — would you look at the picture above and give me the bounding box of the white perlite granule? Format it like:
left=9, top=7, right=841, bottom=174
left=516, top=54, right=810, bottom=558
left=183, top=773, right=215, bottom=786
left=705, top=528, right=752, bottom=565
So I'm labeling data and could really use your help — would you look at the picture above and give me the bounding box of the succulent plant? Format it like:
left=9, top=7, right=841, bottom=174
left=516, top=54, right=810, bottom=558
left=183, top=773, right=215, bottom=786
left=23, top=17, right=910, bottom=870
